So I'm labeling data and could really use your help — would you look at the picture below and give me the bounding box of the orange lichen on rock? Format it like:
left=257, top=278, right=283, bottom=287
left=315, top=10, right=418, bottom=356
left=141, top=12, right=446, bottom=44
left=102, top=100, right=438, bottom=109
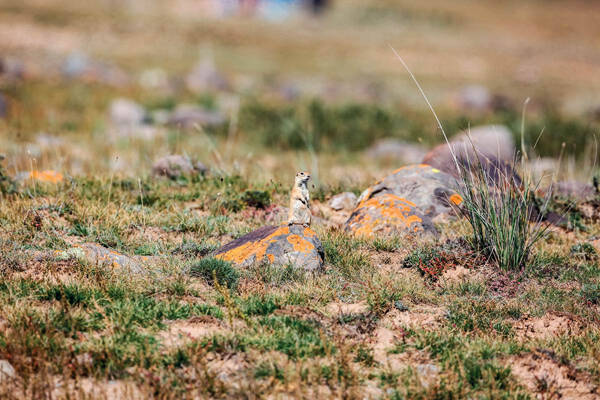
left=216, top=226, right=289, bottom=265
left=286, top=234, right=315, bottom=252
left=346, top=194, right=430, bottom=237
left=28, top=170, right=64, bottom=184
left=214, top=225, right=323, bottom=270
left=391, top=164, right=431, bottom=175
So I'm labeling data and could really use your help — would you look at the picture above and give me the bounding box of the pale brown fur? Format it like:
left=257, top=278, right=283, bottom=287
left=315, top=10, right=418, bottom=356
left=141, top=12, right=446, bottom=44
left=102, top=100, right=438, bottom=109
left=288, top=171, right=311, bottom=227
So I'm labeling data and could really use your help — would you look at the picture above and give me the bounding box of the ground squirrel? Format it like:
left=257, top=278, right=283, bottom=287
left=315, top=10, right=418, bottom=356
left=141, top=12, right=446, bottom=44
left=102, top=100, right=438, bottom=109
left=288, top=171, right=311, bottom=227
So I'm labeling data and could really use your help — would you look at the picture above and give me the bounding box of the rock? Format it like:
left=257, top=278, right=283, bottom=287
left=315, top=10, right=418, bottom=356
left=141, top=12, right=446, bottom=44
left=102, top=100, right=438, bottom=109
left=0, top=57, right=25, bottom=81
left=138, top=68, right=169, bottom=90
left=167, top=104, right=225, bottom=129
left=366, top=139, right=427, bottom=164
left=553, top=181, right=597, bottom=202
left=0, top=93, right=7, bottom=118
left=53, top=243, right=159, bottom=274
left=0, top=360, right=16, bottom=382
left=214, top=224, right=324, bottom=271
left=109, top=98, right=146, bottom=127
left=344, top=193, right=436, bottom=237
left=185, top=57, right=229, bottom=93
left=457, top=85, right=491, bottom=111
left=152, top=155, right=207, bottom=179
left=17, top=170, right=64, bottom=184
left=422, top=125, right=520, bottom=186
left=63, top=52, right=130, bottom=87
left=452, top=125, right=515, bottom=162
left=328, top=192, right=357, bottom=211
left=527, top=157, right=558, bottom=180
left=356, top=164, right=463, bottom=218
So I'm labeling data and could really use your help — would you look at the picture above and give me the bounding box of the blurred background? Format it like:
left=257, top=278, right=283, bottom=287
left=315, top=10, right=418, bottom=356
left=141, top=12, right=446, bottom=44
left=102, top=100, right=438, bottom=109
left=1, top=0, right=599, bottom=185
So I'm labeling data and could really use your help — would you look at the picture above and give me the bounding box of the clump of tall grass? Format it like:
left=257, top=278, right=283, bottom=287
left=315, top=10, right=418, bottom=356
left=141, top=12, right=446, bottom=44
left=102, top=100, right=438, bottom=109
left=457, top=153, right=549, bottom=271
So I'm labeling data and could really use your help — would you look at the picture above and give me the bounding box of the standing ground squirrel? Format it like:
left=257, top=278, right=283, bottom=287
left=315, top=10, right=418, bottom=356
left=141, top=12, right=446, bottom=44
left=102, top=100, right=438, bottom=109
left=288, top=171, right=311, bottom=227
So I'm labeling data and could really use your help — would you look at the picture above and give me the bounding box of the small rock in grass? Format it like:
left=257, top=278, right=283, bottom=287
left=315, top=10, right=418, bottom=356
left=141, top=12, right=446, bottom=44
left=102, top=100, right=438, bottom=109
left=0, top=359, right=16, bottom=382
left=167, top=104, right=225, bottom=129
left=328, top=192, right=357, bottom=211
left=109, top=98, right=146, bottom=127
left=152, top=155, right=207, bottom=179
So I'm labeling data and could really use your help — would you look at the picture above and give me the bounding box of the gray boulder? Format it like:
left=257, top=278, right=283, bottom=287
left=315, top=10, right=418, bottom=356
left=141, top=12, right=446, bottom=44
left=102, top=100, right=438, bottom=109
left=0, top=93, right=6, bottom=118
left=344, top=193, right=436, bottom=238
left=367, top=139, right=427, bottom=164
left=185, top=57, right=229, bottom=93
left=53, top=243, right=160, bottom=274
left=329, top=192, right=357, bottom=211
left=356, top=164, right=463, bottom=218
left=214, top=224, right=324, bottom=272
left=553, top=181, right=597, bottom=202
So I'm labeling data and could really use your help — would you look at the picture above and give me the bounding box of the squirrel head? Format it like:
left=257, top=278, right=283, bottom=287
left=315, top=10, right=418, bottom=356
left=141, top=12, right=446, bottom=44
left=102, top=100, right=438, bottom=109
left=295, top=171, right=311, bottom=185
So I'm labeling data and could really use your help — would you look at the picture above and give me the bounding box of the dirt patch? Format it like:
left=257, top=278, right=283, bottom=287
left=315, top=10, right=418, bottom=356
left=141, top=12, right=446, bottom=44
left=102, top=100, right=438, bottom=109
left=325, top=301, right=369, bottom=316
left=507, top=351, right=598, bottom=399
left=512, top=313, right=585, bottom=340
left=274, top=305, right=327, bottom=324
left=158, top=316, right=224, bottom=347
left=51, top=377, right=144, bottom=399
left=439, top=265, right=471, bottom=285
left=383, top=305, right=446, bottom=330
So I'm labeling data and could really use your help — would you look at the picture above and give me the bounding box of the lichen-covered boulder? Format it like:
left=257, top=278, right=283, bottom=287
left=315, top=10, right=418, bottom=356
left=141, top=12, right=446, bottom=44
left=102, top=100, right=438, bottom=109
left=214, top=225, right=324, bottom=271
left=356, top=164, right=463, bottom=218
left=345, top=193, right=435, bottom=237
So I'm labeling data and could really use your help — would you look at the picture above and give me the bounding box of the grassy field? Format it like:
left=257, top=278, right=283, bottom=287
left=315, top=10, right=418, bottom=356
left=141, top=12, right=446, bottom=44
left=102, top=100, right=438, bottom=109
left=1, top=0, right=600, bottom=398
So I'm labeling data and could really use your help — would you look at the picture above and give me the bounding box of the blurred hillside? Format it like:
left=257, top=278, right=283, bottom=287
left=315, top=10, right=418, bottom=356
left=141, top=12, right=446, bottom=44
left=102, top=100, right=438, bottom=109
left=1, top=0, right=599, bottom=181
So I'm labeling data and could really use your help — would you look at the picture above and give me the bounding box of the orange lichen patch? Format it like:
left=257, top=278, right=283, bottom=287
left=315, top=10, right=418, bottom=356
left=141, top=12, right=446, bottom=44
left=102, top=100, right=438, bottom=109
left=28, top=170, right=63, bottom=184
left=286, top=234, right=315, bottom=252
left=303, top=227, right=316, bottom=238
left=215, top=225, right=291, bottom=265
left=449, top=194, right=463, bottom=205
left=348, top=194, right=425, bottom=237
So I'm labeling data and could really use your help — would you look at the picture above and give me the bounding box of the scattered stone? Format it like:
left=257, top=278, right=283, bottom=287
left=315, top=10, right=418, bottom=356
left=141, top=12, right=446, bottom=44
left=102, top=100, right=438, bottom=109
left=35, top=133, right=64, bottom=148
left=138, top=68, right=169, bottom=90
left=63, top=52, right=129, bottom=87
left=553, top=181, right=597, bottom=202
left=214, top=224, right=324, bottom=271
left=355, top=164, right=463, bottom=218
left=167, top=104, right=225, bottom=129
left=109, top=98, right=146, bottom=127
left=344, top=193, right=436, bottom=237
left=152, top=155, right=207, bottom=179
left=415, top=363, right=440, bottom=389
left=457, top=85, right=491, bottom=111
left=0, top=57, right=25, bottom=81
left=185, top=57, right=229, bottom=93
left=328, top=192, right=357, bottom=211
left=53, top=243, right=159, bottom=274
left=366, top=139, right=428, bottom=164
left=0, top=360, right=16, bottom=382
